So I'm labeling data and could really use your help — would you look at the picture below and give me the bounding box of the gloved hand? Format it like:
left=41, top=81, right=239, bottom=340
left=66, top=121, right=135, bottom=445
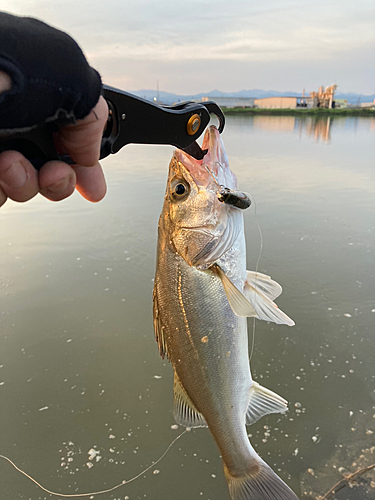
left=0, top=12, right=108, bottom=206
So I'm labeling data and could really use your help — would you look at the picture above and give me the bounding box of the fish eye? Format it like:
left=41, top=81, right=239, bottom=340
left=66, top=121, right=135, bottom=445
left=175, top=183, right=186, bottom=195
left=170, top=179, right=190, bottom=201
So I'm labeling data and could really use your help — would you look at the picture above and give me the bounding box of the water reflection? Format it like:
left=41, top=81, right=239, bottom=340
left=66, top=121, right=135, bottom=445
left=251, top=115, right=296, bottom=133
left=301, top=116, right=331, bottom=142
left=248, top=115, right=375, bottom=143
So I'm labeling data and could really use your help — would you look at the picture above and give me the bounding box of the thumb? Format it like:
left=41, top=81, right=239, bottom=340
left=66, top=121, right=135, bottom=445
left=58, top=95, right=108, bottom=166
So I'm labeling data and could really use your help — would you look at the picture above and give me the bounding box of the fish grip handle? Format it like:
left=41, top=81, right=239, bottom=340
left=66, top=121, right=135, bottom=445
left=0, top=90, right=226, bottom=169
left=0, top=122, right=65, bottom=170
left=198, top=101, right=225, bottom=133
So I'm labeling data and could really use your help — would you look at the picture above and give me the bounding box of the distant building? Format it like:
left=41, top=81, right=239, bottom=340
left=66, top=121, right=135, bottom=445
left=200, top=85, right=348, bottom=110
left=253, top=96, right=311, bottom=109
left=309, top=84, right=337, bottom=108
left=200, top=96, right=255, bottom=108
left=360, top=99, right=375, bottom=109
left=335, top=99, right=349, bottom=109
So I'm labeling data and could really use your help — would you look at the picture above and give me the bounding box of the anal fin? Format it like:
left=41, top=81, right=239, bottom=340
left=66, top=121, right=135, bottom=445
left=246, top=381, right=288, bottom=425
left=173, top=371, right=207, bottom=428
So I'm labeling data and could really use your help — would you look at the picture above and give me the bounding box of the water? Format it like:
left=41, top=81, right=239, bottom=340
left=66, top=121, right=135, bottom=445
left=0, top=115, right=374, bottom=499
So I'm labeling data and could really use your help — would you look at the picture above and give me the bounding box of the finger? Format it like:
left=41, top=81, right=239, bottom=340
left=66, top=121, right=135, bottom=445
left=0, top=70, right=12, bottom=93
left=38, top=161, right=76, bottom=201
left=0, top=150, right=39, bottom=202
left=74, top=162, right=107, bottom=202
left=58, top=96, right=108, bottom=167
left=0, top=186, right=7, bottom=207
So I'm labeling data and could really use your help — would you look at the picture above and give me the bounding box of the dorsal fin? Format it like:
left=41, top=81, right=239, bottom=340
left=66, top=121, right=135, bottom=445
left=153, top=284, right=169, bottom=360
left=173, top=371, right=207, bottom=428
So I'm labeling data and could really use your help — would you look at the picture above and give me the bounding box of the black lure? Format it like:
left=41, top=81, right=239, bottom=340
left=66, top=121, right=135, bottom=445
left=217, top=187, right=252, bottom=210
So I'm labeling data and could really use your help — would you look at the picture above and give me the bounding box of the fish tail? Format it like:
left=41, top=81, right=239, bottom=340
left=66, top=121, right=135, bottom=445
left=224, top=455, right=299, bottom=500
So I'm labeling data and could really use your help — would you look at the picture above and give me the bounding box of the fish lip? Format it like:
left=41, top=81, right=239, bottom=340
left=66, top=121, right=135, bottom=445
left=175, top=125, right=237, bottom=191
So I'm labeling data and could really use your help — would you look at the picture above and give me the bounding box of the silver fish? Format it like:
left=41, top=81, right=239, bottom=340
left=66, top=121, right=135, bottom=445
left=153, top=125, right=298, bottom=500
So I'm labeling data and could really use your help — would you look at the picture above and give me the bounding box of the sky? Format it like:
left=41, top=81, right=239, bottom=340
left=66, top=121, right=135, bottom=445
left=3, top=0, right=375, bottom=95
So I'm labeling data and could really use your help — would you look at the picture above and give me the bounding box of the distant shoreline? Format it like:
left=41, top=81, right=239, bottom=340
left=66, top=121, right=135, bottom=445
left=222, top=108, right=375, bottom=117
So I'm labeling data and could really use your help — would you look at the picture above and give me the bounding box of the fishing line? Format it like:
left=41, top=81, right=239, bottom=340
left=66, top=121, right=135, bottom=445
left=249, top=193, right=264, bottom=363
left=0, top=429, right=187, bottom=498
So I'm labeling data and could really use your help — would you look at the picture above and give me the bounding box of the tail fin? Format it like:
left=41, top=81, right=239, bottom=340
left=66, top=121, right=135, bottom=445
left=224, top=457, right=299, bottom=500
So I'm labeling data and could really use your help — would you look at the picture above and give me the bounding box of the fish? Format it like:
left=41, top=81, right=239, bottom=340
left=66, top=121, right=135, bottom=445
left=153, top=125, right=298, bottom=500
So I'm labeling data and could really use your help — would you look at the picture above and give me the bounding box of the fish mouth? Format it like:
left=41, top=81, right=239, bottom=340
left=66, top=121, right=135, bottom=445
left=175, top=125, right=238, bottom=191
left=170, top=126, right=244, bottom=267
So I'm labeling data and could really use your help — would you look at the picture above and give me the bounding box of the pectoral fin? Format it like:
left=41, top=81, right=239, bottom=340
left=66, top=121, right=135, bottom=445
left=246, top=271, right=282, bottom=300
left=246, top=381, right=288, bottom=425
left=173, top=371, right=207, bottom=428
left=211, top=264, right=257, bottom=317
left=212, top=264, right=294, bottom=325
left=243, top=273, right=295, bottom=326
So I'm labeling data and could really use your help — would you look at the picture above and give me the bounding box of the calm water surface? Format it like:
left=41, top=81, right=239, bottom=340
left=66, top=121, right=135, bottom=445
left=1, top=116, right=374, bottom=499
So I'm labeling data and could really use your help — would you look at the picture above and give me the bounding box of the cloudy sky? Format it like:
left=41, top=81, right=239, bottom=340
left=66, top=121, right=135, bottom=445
left=3, top=0, right=375, bottom=95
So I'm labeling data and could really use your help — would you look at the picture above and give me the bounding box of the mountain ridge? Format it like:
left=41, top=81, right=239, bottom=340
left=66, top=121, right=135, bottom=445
left=130, top=88, right=375, bottom=105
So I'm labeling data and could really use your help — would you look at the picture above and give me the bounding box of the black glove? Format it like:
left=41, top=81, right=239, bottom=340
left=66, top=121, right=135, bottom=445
left=0, top=12, right=102, bottom=131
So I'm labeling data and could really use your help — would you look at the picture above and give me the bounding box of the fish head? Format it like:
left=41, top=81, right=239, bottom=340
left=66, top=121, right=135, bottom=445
left=160, top=125, right=243, bottom=268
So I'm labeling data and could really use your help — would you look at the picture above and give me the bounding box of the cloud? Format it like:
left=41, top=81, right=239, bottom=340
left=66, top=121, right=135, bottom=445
left=2, top=0, right=375, bottom=93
